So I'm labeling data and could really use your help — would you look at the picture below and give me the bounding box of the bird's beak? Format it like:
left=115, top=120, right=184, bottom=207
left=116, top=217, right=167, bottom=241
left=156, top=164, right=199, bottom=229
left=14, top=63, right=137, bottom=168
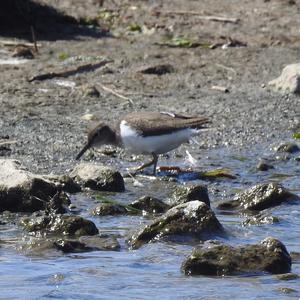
left=76, top=142, right=91, bottom=160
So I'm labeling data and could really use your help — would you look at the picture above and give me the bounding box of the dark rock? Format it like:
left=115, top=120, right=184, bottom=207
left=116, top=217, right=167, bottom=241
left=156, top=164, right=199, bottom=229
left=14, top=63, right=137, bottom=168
left=12, top=46, right=34, bottom=59
left=83, top=85, right=100, bottom=98
left=277, top=287, right=297, bottom=294
left=256, top=161, right=274, bottom=171
left=171, top=184, right=210, bottom=207
left=21, top=213, right=99, bottom=236
left=79, top=235, right=120, bottom=251
left=44, top=174, right=81, bottom=193
left=182, top=237, right=291, bottom=276
left=277, top=273, right=300, bottom=281
left=139, top=64, right=174, bottom=75
left=0, top=159, right=64, bottom=212
left=0, top=145, right=11, bottom=156
left=54, top=239, right=91, bottom=253
left=217, top=183, right=300, bottom=211
left=276, top=143, right=300, bottom=153
left=70, top=163, right=125, bottom=192
left=92, top=202, right=128, bottom=216
left=129, top=200, right=223, bottom=249
left=45, top=191, right=70, bottom=214
left=130, top=196, right=170, bottom=214
left=243, top=213, right=280, bottom=226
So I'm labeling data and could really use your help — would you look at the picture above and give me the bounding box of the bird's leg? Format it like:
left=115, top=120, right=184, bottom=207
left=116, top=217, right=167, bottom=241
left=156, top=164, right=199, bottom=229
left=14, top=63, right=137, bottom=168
left=133, top=153, right=159, bottom=175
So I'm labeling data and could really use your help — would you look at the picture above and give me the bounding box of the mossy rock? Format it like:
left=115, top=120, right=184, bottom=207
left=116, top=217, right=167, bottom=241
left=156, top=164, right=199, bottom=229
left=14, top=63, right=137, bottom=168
left=218, top=183, right=299, bottom=211
left=129, top=201, right=223, bottom=249
left=182, top=237, right=291, bottom=276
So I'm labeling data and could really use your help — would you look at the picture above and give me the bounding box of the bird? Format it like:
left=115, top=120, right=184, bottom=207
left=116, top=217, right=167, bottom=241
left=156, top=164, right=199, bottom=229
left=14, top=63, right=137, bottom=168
left=76, top=111, right=210, bottom=175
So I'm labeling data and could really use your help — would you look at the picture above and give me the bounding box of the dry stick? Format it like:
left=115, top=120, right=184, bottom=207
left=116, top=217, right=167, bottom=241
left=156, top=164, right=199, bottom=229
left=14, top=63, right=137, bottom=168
left=158, top=10, right=239, bottom=23
left=0, top=40, right=42, bottom=48
left=211, top=85, right=230, bottom=93
left=97, top=83, right=134, bottom=106
left=30, top=26, right=38, bottom=53
left=215, top=63, right=237, bottom=75
left=28, top=60, right=113, bottom=82
left=0, top=140, right=18, bottom=146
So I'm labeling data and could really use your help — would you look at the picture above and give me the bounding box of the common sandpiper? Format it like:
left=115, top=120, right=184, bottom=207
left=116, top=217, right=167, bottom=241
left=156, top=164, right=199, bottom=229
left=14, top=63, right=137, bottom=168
left=76, top=111, right=210, bottom=175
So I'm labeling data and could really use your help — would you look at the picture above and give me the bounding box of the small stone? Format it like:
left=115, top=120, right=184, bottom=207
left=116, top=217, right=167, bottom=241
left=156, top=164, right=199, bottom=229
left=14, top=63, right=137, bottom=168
left=92, top=202, right=128, bottom=216
left=70, top=163, right=125, bottom=192
left=21, top=213, right=99, bottom=237
left=277, top=273, right=300, bottom=281
left=130, top=196, right=170, bottom=214
left=256, top=161, right=274, bottom=171
left=243, top=213, right=280, bottom=226
left=171, top=184, right=210, bottom=207
left=276, top=143, right=300, bottom=153
left=54, top=239, right=90, bottom=253
left=139, top=64, right=174, bottom=75
left=217, top=182, right=299, bottom=211
left=12, top=46, right=34, bottom=59
left=277, top=287, right=297, bottom=294
left=268, top=63, right=300, bottom=94
left=83, top=86, right=100, bottom=98
left=79, top=235, right=120, bottom=251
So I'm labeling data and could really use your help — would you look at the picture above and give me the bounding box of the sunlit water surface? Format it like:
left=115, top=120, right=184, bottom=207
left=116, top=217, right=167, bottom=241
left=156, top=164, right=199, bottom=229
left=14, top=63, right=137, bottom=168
left=1, top=146, right=299, bottom=299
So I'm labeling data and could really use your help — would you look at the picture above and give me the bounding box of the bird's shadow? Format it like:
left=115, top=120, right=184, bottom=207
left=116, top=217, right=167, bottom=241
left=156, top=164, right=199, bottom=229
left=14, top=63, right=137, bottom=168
left=0, top=0, right=110, bottom=41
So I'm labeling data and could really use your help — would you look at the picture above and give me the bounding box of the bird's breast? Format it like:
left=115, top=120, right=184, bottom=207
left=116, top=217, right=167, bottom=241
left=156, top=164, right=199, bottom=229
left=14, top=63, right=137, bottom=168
left=119, top=120, right=199, bottom=154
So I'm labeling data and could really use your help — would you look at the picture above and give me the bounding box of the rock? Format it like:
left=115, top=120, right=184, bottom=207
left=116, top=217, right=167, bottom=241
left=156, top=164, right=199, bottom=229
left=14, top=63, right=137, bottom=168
left=171, top=184, right=210, bottom=207
left=45, top=191, right=70, bottom=214
left=276, top=143, right=300, bottom=153
left=130, top=196, right=170, bottom=214
left=277, top=287, right=297, bottom=295
left=83, top=85, right=100, bottom=98
left=43, top=174, right=81, bottom=193
left=12, top=45, right=34, bottom=59
left=20, top=235, right=119, bottom=255
left=53, top=239, right=91, bottom=253
left=129, top=201, right=223, bottom=249
left=92, top=200, right=141, bottom=216
left=54, top=236, right=120, bottom=253
left=70, top=163, right=125, bottom=192
left=268, top=63, right=300, bottom=94
left=277, top=273, right=300, bottom=281
left=79, top=235, right=120, bottom=251
left=92, top=202, right=128, bottom=216
left=243, top=212, right=280, bottom=226
left=217, top=183, right=299, bottom=211
left=139, top=64, right=174, bottom=75
left=256, top=161, right=274, bottom=171
left=0, top=159, right=65, bottom=212
left=182, top=237, right=291, bottom=276
left=21, top=213, right=99, bottom=236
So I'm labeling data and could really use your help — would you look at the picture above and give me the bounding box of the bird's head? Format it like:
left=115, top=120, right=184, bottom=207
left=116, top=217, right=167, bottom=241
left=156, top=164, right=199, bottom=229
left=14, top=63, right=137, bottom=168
left=76, top=123, right=115, bottom=160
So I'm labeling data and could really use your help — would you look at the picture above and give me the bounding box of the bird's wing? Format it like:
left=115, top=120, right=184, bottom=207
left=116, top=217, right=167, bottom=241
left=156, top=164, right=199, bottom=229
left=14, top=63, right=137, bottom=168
left=124, top=112, right=210, bottom=137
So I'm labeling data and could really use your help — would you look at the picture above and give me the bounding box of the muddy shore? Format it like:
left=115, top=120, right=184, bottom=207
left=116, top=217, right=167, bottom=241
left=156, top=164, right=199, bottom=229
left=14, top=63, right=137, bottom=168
left=0, top=0, right=299, bottom=174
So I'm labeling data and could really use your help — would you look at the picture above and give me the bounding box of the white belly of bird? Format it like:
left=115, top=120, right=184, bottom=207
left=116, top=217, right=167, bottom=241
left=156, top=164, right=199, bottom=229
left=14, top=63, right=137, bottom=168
left=120, top=120, right=199, bottom=155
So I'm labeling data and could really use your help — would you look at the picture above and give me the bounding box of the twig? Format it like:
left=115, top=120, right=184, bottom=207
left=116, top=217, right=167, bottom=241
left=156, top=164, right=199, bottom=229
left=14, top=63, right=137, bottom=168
left=0, top=40, right=42, bottom=48
left=97, top=83, right=134, bottom=105
left=211, top=85, right=230, bottom=93
left=28, top=60, right=113, bottom=82
left=157, top=10, right=239, bottom=23
left=30, top=26, right=38, bottom=53
left=215, top=63, right=237, bottom=75
left=0, top=140, right=18, bottom=146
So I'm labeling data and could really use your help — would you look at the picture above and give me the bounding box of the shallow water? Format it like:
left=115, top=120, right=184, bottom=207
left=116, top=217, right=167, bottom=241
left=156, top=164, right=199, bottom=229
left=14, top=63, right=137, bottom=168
left=1, top=145, right=300, bottom=300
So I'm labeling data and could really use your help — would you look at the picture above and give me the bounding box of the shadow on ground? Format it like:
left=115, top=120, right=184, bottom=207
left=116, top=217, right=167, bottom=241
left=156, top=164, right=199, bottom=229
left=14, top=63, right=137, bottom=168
left=0, top=0, right=108, bottom=41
